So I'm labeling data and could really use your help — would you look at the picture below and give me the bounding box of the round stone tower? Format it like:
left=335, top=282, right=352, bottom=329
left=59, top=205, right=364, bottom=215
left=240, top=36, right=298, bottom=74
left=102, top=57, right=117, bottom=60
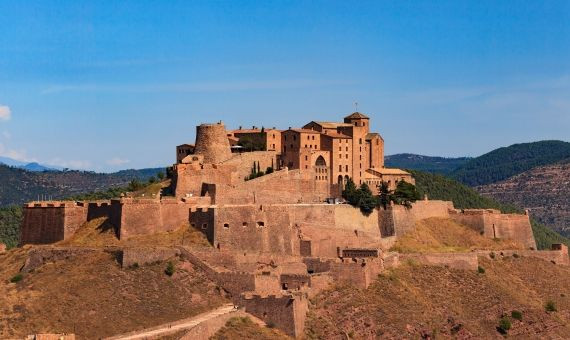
left=193, top=122, right=232, bottom=164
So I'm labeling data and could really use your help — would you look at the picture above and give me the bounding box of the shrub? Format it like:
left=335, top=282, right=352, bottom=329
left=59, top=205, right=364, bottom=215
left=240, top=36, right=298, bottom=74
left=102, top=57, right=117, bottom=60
left=129, top=262, right=139, bottom=269
left=498, top=316, right=511, bottom=334
left=265, top=166, right=274, bottom=174
left=545, top=300, right=557, bottom=312
left=165, top=261, right=175, bottom=276
left=10, top=273, right=23, bottom=283
left=266, top=321, right=276, bottom=329
left=477, top=266, right=485, bottom=274
left=489, top=252, right=496, bottom=259
left=512, top=253, right=520, bottom=258
left=511, top=310, right=523, bottom=321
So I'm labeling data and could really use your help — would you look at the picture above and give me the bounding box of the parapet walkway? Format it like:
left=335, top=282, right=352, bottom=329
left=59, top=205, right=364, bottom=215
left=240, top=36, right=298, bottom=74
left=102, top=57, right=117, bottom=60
left=104, top=304, right=236, bottom=340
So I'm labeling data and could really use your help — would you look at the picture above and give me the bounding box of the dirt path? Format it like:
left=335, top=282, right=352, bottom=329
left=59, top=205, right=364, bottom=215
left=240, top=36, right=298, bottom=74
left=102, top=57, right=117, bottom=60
left=105, top=304, right=236, bottom=340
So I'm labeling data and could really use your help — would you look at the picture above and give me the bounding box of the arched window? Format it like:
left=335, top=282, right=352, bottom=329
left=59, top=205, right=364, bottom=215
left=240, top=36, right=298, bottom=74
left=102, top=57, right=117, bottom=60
left=315, top=156, right=326, bottom=167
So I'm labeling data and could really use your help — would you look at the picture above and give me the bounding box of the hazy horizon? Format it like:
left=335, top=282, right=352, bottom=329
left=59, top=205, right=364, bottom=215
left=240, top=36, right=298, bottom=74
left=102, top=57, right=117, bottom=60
left=1, top=1, right=569, bottom=171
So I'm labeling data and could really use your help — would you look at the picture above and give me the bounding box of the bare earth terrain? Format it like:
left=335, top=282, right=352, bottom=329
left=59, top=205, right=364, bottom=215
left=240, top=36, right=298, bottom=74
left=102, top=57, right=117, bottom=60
left=477, top=162, right=570, bottom=237
left=306, top=256, right=570, bottom=339
left=0, top=245, right=227, bottom=339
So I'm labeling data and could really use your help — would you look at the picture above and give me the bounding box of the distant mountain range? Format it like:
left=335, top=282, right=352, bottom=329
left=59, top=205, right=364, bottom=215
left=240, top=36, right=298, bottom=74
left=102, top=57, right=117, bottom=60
left=0, top=156, right=63, bottom=172
left=0, top=164, right=165, bottom=206
left=387, top=140, right=570, bottom=238
left=385, top=154, right=471, bottom=175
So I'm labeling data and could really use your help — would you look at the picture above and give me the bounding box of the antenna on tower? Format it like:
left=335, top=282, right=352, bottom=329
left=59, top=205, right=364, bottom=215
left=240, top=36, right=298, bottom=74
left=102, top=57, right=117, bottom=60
left=354, top=101, right=359, bottom=112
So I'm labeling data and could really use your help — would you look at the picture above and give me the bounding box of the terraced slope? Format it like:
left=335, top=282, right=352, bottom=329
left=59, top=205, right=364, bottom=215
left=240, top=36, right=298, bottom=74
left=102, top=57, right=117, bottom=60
left=477, top=162, right=570, bottom=238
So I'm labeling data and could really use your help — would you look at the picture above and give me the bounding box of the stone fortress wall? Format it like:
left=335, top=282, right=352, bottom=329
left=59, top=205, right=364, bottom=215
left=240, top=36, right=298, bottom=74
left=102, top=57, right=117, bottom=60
left=18, top=116, right=563, bottom=338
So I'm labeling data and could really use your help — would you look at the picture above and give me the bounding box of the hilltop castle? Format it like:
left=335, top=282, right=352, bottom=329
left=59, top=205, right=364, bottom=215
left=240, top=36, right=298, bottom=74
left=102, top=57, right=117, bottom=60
left=19, top=111, right=557, bottom=338
left=174, top=112, right=414, bottom=201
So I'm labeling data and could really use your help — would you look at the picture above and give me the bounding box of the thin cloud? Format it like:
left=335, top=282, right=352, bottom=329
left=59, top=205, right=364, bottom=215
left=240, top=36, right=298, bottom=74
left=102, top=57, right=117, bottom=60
left=0, top=143, right=36, bottom=162
left=40, top=78, right=351, bottom=95
left=0, top=105, right=11, bottom=121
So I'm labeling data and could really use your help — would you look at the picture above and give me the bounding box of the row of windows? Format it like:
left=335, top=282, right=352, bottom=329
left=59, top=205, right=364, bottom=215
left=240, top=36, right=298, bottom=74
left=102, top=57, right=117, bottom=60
left=338, top=154, right=349, bottom=159
left=316, top=175, right=328, bottom=181
left=338, top=146, right=350, bottom=151
left=222, top=221, right=265, bottom=229
left=338, top=165, right=349, bottom=172
left=304, top=144, right=318, bottom=149
left=316, top=167, right=327, bottom=173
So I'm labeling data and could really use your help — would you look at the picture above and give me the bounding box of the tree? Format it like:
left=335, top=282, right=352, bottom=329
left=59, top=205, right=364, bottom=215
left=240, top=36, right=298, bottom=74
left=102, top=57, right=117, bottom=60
left=378, top=181, right=393, bottom=209
left=357, top=183, right=378, bottom=215
left=157, top=171, right=165, bottom=181
left=392, top=181, right=421, bottom=207
left=342, top=178, right=358, bottom=204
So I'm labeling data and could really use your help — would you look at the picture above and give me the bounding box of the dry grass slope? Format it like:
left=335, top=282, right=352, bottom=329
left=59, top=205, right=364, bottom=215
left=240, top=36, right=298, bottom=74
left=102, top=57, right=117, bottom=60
left=390, top=217, right=523, bottom=253
left=0, top=247, right=228, bottom=339
left=210, top=316, right=291, bottom=340
left=306, top=256, right=570, bottom=339
left=58, top=217, right=210, bottom=248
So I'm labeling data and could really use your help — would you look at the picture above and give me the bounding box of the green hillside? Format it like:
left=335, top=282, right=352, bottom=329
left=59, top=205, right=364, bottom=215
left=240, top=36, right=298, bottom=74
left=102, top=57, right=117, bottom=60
left=450, top=140, right=570, bottom=186
left=385, top=153, right=470, bottom=175
left=0, top=164, right=165, bottom=207
left=411, top=170, right=570, bottom=250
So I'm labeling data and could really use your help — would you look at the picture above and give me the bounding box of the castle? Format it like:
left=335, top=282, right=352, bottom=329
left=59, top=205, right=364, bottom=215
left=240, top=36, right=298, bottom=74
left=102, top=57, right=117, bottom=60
left=19, top=112, right=567, bottom=338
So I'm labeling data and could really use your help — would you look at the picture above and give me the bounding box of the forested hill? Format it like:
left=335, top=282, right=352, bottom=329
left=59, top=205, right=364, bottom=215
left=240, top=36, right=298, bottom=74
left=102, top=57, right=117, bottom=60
left=0, top=164, right=164, bottom=206
left=450, top=140, right=570, bottom=186
left=411, top=169, right=570, bottom=250
left=385, top=154, right=471, bottom=175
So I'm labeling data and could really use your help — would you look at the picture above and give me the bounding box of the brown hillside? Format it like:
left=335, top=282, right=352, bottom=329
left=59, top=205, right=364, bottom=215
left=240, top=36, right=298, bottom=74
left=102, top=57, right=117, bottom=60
left=0, top=247, right=228, bottom=339
left=210, top=317, right=291, bottom=340
left=390, top=217, right=523, bottom=253
left=306, top=256, right=570, bottom=339
left=57, top=217, right=210, bottom=248
left=477, top=162, right=570, bottom=237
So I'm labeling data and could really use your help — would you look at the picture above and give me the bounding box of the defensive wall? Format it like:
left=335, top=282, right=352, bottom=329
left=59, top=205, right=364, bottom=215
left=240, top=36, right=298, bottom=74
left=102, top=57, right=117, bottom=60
left=450, top=209, right=537, bottom=249
left=476, top=244, right=569, bottom=266
left=190, top=203, right=383, bottom=257
left=210, top=168, right=330, bottom=205
left=240, top=293, right=308, bottom=338
left=21, top=202, right=88, bottom=244
left=378, top=200, right=454, bottom=237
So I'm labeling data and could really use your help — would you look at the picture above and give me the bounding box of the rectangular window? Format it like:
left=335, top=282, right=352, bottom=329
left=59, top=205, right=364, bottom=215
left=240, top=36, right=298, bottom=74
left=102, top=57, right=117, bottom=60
left=305, top=155, right=308, bottom=161
left=339, top=165, right=342, bottom=172
left=345, top=165, right=348, bottom=171
left=257, top=221, right=265, bottom=228
left=202, top=223, right=208, bottom=230
left=223, top=223, right=229, bottom=228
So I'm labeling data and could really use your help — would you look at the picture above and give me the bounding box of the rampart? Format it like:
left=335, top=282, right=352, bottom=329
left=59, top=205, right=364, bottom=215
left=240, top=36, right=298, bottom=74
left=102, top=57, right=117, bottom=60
left=212, top=168, right=330, bottom=205
left=114, top=198, right=192, bottom=239
left=450, top=209, right=537, bottom=249
left=398, top=252, right=479, bottom=271
left=378, top=200, right=454, bottom=237
left=20, top=202, right=88, bottom=245
left=191, top=204, right=383, bottom=257
left=240, top=293, right=308, bottom=338
left=477, top=244, right=569, bottom=266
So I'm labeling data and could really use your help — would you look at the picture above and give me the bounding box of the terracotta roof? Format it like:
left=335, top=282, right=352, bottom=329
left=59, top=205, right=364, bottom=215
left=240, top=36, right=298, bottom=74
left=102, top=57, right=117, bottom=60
left=365, top=133, right=383, bottom=140
left=344, top=112, right=369, bottom=119
left=368, top=168, right=411, bottom=176
left=229, top=128, right=281, bottom=134
left=321, top=131, right=351, bottom=139
left=307, top=121, right=353, bottom=129
left=286, top=128, right=321, bottom=134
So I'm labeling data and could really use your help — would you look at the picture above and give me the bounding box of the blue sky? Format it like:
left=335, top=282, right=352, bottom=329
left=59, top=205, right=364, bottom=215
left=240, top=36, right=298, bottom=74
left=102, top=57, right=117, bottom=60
left=0, top=1, right=568, bottom=171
